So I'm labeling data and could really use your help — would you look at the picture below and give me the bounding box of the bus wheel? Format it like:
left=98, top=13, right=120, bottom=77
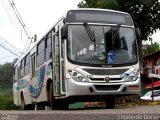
left=105, top=97, right=115, bottom=109
left=48, top=82, right=54, bottom=110
left=20, top=94, right=35, bottom=110
left=47, top=82, right=69, bottom=110
left=20, top=94, right=26, bottom=110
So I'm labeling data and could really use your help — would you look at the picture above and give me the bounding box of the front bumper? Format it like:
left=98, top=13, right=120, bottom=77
left=66, top=78, right=141, bottom=97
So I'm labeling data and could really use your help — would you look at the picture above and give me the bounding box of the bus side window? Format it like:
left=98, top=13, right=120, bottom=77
left=17, top=67, right=20, bottom=82
left=20, top=59, right=25, bottom=78
left=45, top=33, right=52, bottom=61
left=31, top=55, right=35, bottom=78
left=37, top=39, right=45, bottom=67
left=13, top=66, right=17, bottom=83
left=24, top=53, right=30, bottom=76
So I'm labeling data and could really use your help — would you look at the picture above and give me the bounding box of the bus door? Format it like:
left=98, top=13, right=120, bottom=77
left=52, top=29, right=66, bottom=97
left=30, top=53, right=36, bottom=102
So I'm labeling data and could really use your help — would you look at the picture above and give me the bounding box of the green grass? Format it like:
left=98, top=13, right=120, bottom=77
left=0, top=88, right=18, bottom=110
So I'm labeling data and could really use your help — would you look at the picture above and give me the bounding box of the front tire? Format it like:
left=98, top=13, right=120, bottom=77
left=105, top=97, right=115, bottom=109
left=47, top=82, right=69, bottom=110
left=48, top=82, right=54, bottom=110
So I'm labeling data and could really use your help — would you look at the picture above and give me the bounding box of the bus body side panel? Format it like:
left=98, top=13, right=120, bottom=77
left=13, top=65, right=21, bottom=106
left=35, top=60, right=53, bottom=103
left=13, top=82, right=19, bottom=106
left=18, top=74, right=33, bottom=105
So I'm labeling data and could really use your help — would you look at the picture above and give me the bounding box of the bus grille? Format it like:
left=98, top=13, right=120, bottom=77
left=90, top=78, right=122, bottom=82
left=83, top=68, right=128, bottom=75
left=94, top=85, right=121, bottom=91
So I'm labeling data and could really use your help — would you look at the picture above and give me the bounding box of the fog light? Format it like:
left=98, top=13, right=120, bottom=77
left=77, top=76, right=83, bottom=81
left=73, top=72, right=77, bottom=76
left=128, top=85, right=139, bottom=90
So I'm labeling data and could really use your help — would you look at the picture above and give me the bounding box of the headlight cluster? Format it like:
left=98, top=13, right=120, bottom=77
left=68, top=69, right=88, bottom=82
left=125, top=71, right=139, bottom=82
left=121, top=70, right=139, bottom=82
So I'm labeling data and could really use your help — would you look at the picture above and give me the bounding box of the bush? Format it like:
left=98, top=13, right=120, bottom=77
left=0, top=88, right=18, bottom=110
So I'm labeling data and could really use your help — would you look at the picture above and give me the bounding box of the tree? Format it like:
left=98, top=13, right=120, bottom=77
left=0, top=59, right=18, bottom=110
left=0, top=58, right=18, bottom=89
left=142, top=41, right=160, bottom=56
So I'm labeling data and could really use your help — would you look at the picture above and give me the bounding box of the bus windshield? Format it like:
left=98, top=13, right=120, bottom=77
left=67, top=24, right=137, bottom=66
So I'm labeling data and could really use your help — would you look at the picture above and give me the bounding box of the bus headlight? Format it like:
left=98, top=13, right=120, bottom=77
left=77, top=76, right=84, bottom=81
left=125, top=71, right=139, bottom=82
left=68, top=69, right=88, bottom=82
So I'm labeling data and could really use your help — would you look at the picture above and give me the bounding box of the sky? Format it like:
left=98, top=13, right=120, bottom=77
left=0, top=0, right=160, bottom=64
left=0, top=0, right=80, bottom=64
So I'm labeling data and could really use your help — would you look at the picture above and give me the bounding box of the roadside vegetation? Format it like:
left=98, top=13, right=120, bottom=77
left=0, top=58, right=18, bottom=110
left=0, top=88, right=18, bottom=110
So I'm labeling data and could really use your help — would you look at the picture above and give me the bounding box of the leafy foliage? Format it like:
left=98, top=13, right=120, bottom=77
left=0, top=88, right=18, bottom=110
left=0, top=59, right=18, bottom=110
left=0, top=58, right=18, bottom=88
left=142, top=42, right=160, bottom=56
left=78, top=0, right=117, bottom=9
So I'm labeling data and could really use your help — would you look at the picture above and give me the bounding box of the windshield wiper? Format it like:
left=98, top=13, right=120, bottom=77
left=83, top=22, right=96, bottom=42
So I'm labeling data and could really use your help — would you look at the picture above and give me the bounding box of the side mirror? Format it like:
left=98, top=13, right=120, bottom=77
left=61, top=25, right=66, bottom=39
left=135, top=28, right=141, bottom=40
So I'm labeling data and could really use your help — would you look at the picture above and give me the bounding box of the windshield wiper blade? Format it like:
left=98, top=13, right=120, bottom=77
left=83, top=22, right=96, bottom=42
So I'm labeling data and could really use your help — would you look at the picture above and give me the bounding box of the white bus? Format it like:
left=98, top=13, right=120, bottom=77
left=13, top=8, right=141, bottom=110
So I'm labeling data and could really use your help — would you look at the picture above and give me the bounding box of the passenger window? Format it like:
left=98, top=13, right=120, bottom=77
left=37, top=40, right=45, bottom=67
left=20, top=59, right=25, bottom=78
left=13, top=66, right=17, bottom=83
left=31, top=54, right=35, bottom=77
left=45, top=33, right=52, bottom=61
left=24, top=53, right=30, bottom=75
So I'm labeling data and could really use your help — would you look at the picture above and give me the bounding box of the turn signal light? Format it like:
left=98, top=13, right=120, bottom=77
left=128, top=85, right=139, bottom=90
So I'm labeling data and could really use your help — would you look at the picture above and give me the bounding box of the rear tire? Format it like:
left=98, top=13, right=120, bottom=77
left=20, top=94, right=35, bottom=110
left=20, top=94, right=26, bottom=110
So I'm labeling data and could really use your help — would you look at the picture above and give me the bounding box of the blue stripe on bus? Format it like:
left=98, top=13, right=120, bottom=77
left=29, top=65, right=45, bottom=99
left=17, top=64, right=46, bottom=99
